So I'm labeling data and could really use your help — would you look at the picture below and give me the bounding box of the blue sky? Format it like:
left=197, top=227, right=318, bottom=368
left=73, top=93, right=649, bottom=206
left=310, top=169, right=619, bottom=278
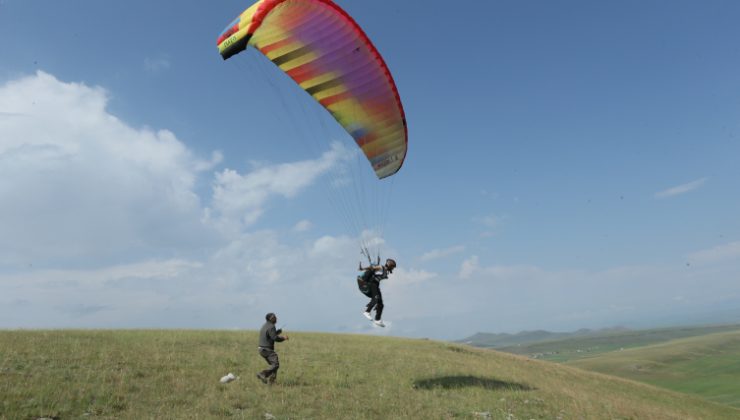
left=1, top=0, right=739, bottom=339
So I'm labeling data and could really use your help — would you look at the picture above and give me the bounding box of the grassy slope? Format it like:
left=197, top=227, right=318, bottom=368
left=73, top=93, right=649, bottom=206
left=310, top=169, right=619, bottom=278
left=495, top=324, right=740, bottom=362
left=1, top=331, right=739, bottom=419
left=567, top=331, right=740, bottom=408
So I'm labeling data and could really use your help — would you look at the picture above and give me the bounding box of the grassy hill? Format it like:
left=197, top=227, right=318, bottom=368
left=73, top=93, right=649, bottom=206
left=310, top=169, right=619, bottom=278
left=567, top=330, right=740, bottom=408
left=473, top=324, right=740, bottom=363
left=2, top=330, right=739, bottom=419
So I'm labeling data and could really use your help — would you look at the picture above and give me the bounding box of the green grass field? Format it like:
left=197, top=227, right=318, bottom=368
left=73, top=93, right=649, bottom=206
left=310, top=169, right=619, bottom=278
left=567, top=330, right=740, bottom=408
left=2, top=330, right=739, bottom=419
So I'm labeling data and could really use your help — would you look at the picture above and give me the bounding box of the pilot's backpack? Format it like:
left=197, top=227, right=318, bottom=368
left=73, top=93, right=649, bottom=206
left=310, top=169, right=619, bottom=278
left=357, top=269, right=374, bottom=298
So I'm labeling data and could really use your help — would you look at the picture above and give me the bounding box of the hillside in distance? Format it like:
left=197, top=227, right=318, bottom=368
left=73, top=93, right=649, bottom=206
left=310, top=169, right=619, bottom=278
left=459, top=326, right=630, bottom=349
left=567, top=330, right=740, bottom=408
left=462, top=323, right=740, bottom=363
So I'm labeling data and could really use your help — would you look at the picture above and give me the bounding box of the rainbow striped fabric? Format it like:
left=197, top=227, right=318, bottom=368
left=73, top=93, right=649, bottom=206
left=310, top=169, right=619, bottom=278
left=217, top=0, right=407, bottom=179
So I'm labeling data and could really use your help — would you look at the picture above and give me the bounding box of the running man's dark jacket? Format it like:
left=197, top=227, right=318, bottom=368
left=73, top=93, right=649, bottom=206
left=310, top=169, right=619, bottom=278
left=259, top=321, right=285, bottom=350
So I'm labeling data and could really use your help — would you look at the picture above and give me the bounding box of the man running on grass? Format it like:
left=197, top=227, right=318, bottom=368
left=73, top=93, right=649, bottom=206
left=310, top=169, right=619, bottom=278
left=257, top=312, right=288, bottom=384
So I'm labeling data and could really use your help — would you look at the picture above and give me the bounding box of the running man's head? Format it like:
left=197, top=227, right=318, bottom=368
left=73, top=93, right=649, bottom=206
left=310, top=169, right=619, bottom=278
left=265, top=312, right=277, bottom=323
left=385, top=258, right=396, bottom=273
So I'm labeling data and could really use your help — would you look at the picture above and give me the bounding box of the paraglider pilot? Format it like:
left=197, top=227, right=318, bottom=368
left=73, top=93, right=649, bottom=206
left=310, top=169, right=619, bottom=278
left=360, top=258, right=396, bottom=327
left=257, top=312, right=288, bottom=384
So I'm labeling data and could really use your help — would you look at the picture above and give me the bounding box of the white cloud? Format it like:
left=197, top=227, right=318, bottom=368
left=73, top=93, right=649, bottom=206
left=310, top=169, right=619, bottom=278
left=473, top=214, right=505, bottom=237
left=0, top=258, right=207, bottom=326
left=0, top=71, right=345, bottom=267
left=419, top=245, right=465, bottom=262
left=4, top=71, right=739, bottom=339
left=459, top=256, right=544, bottom=281
left=91, top=258, right=202, bottom=281
left=0, top=226, right=367, bottom=328
left=2, top=259, right=202, bottom=288
left=459, top=255, right=480, bottom=279
left=655, top=177, right=708, bottom=199
left=0, top=71, right=210, bottom=266
left=311, top=234, right=356, bottom=258
left=293, top=219, right=313, bottom=232
left=0, top=71, right=407, bottom=331
left=390, top=268, right=437, bottom=286
left=195, top=150, right=224, bottom=172
left=687, top=242, right=740, bottom=264
left=394, top=256, right=740, bottom=337
left=205, top=142, right=351, bottom=235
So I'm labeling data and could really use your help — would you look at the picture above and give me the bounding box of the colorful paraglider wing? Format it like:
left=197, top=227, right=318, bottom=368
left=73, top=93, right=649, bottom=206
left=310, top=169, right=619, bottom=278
left=217, top=0, right=407, bottom=179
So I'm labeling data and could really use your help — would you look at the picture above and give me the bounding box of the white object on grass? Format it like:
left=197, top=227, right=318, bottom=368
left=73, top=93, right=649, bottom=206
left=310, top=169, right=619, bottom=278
left=220, top=373, right=236, bottom=383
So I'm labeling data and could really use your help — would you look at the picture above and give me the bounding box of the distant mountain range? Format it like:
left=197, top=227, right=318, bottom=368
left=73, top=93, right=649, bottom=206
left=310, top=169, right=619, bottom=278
left=458, top=326, right=632, bottom=348
left=458, top=323, right=740, bottom=362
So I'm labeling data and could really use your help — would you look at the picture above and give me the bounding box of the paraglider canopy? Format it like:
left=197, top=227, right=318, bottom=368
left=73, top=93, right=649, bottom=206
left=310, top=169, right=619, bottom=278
left=217, top=0, right=408, bottom=180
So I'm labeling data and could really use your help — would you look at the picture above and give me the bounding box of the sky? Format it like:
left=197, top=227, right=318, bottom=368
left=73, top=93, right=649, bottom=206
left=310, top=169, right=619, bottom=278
left=1, top=0, right=739, bottom=340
